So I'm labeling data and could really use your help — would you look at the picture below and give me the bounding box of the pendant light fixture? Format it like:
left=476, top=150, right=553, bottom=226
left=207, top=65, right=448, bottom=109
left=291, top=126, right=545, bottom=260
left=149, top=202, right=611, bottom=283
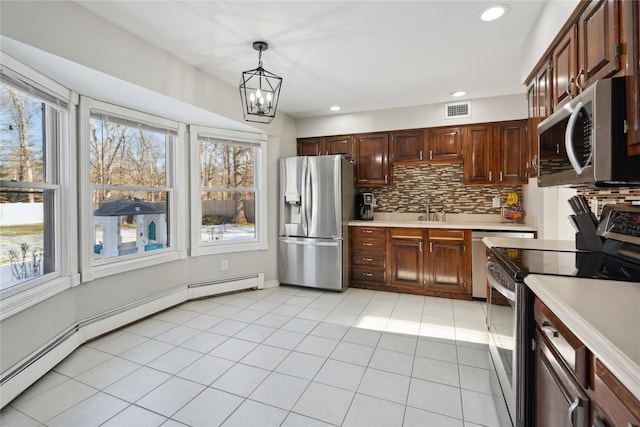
left=239, top=41, right=283, bottom=124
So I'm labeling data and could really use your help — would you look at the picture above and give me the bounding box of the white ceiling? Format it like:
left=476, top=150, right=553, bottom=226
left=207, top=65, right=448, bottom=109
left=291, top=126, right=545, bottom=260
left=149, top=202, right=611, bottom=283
left=75, top=1, right=546, bottom=119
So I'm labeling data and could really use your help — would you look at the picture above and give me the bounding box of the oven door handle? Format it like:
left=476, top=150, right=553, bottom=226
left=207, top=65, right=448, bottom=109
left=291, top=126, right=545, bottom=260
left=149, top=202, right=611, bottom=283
left=486, top=262, right=516, bottom=302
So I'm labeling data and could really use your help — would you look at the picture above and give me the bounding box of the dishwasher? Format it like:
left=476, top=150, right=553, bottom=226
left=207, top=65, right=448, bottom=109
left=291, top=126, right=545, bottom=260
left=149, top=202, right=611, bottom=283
left=471, top=230, right=534, bottom=298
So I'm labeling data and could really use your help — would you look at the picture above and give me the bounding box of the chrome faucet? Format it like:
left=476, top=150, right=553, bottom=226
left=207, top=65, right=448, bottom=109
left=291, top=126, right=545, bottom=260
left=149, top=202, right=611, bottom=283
left=425, top=197, right=430, bottom=220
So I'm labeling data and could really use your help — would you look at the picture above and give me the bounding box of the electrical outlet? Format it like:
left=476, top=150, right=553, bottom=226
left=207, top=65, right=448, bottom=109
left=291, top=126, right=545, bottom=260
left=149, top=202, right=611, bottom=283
left=221, top=259, right=228, bottom=271
left=492, top=196, right=501, bottom=208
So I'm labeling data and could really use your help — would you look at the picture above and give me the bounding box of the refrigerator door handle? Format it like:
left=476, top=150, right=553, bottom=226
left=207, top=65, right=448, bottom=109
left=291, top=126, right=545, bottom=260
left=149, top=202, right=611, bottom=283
left=304, top=162, right=313, bottom=236
left=302, top=159, right=309, bottom=236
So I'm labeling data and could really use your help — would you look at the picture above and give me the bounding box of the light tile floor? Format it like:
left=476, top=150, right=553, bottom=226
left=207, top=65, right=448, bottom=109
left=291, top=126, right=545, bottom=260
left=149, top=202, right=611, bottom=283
left=1, top=286, right=511, bottom=427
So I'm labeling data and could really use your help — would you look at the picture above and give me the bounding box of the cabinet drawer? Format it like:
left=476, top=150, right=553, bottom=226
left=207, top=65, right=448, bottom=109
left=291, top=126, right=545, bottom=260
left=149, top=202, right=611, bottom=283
left=534, top=298, right=589, bottom=388
left=389, top=228, right=423, bottom=239
left=350, top=227, right=386, bottom=238
left=429, top=229, right=466, bottom=240
left=592, top=358, right=640, bottom=427
left=351, top=251, right=386, bottom=268
left=351, top=237, right=386, bottom=252
left=351, top=266, right=386, bottom=284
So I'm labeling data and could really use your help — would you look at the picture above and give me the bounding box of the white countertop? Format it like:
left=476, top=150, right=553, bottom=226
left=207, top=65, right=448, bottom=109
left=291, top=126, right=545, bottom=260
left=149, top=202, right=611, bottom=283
left=483, top=237, right=576, bottom=251
left=348, top=213, right=537, bottom=232
left=525, top=274, right=640, bottom=400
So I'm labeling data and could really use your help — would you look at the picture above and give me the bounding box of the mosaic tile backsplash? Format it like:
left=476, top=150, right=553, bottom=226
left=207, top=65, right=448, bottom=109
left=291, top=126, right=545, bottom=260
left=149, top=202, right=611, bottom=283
left=359, top=164, right=523, bottom=214
left=577, top=187, right=640, bottom=217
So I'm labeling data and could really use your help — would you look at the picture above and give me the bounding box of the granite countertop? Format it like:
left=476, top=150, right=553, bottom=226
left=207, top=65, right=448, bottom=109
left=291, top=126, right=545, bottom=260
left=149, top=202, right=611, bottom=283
left=525, top=274, right=640, bottom=400
left=348, top=213, right=538, bottom=232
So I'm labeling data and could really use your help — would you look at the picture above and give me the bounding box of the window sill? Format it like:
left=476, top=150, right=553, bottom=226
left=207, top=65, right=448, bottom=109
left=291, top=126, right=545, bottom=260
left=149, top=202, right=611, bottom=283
left=83, top=250, right=181, bottom=282
left=190, top=241, right=268, bottom=257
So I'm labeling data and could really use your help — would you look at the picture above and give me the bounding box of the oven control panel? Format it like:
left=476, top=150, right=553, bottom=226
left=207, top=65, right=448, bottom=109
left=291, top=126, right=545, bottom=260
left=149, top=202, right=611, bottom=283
left=597, top=204, right=640, bottom=245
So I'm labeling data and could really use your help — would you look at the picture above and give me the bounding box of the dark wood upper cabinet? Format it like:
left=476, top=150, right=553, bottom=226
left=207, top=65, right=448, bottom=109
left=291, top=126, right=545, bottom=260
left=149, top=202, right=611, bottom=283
left=297, top=135, right=353, bottom=158
left=626, top=0, right=640, bottom=155
left=390, top=127, right=462, bottom=164
left=463, top=124, right=493, bottom=184
left=390, top=129, right=426, bottom=163
left=552, top=24, right=579, bottom=110
left=427, top=126, right=463, bottom=163
left=297, top=137, right=323, bottom=156
left=497, top=121, right=527, bottom=184
left=354, top=132, right=391, bottom=187
left=536, top=60, right=553, bottom=119
left=577, top=0, right=621, bottom=89
left=464, top=121, right=527, bottom=185
left=325, top=135, right=353, bottom=158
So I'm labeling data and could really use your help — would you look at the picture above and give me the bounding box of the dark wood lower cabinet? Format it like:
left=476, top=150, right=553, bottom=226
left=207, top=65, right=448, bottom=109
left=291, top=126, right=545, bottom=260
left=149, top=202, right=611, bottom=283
left=349, top=226, right=471, bottom=300
left=426, top=229, right=470, bottom=297
left=534, top=328, right=590, bottom=427
left=533, top=298, right=640, bottom=427
left=388, top=229, right=424, bottom=289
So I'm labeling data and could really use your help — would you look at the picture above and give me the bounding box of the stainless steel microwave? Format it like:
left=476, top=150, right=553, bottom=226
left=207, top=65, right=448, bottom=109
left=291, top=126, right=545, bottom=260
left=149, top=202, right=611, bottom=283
left=537, top=77, right=639, bottom=187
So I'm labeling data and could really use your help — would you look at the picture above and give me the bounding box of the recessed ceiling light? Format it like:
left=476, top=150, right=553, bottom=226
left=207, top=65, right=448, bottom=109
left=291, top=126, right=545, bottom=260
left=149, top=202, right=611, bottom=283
left=329, top=105, right=341, bottom=111
left=480, top=5, right=508, bottom=22
left=451, top=91, right=466, bottom=97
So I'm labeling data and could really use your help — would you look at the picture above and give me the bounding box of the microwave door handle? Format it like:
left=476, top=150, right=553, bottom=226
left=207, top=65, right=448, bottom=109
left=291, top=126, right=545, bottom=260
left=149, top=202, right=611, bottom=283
left=565, top=101, right=585, bottom=175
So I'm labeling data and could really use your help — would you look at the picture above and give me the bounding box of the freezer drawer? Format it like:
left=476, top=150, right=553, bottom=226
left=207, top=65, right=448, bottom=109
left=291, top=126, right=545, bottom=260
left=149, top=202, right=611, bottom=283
left=278, top=237, right=345, bottom=291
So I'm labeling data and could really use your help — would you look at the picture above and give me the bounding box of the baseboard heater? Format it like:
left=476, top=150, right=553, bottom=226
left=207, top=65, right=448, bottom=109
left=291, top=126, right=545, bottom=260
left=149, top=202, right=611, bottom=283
left=188, top=274, right=264, bottom=299
left=1, top=273, right=263, bottom=408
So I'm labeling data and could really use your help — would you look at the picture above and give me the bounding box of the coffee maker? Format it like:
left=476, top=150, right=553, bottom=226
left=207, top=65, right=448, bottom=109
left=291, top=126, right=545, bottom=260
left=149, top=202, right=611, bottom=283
left=356, top=193, right=374, bottom=220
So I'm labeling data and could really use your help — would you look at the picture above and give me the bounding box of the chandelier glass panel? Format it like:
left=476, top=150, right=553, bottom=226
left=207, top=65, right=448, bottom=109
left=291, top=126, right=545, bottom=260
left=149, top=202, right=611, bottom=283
left=239, top=41, right=283, bottom=124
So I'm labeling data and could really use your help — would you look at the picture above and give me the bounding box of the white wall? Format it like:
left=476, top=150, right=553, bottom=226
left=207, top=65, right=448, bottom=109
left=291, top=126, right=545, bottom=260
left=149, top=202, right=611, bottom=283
left=295, top=94, right=527, bottom=137
left=0, top=0, right=296, bottom=373
left=520, top=0, right=580, bottom=82
left=523, top=178, right=576, bottom=241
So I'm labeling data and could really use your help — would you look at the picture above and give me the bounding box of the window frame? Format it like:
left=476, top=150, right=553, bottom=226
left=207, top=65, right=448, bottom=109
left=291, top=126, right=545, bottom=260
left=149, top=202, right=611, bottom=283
left=189, top=125, right=267, bottom=256
left=0, top=54, right=78, bottom=320
left=78, top=96, right=186, bottom=282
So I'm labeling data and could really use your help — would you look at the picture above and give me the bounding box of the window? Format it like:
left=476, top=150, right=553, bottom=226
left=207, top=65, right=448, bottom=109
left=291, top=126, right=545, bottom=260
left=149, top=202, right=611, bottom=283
left=0, top=55, right=73, bottom=311
left=79, top=97, right=185, bottom=281
left=190, top=126, right=267, bottom=255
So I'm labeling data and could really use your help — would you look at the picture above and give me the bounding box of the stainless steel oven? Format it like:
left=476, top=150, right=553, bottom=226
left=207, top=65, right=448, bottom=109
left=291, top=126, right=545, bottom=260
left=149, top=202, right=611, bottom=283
left=486, top=256, right=529, bottom=427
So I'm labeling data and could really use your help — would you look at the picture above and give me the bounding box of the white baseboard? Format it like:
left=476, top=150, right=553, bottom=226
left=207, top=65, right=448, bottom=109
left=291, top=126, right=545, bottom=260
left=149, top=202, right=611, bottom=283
left=263, top=279, right=280, bottom=289
left=1, top=274, right=264, bottom=408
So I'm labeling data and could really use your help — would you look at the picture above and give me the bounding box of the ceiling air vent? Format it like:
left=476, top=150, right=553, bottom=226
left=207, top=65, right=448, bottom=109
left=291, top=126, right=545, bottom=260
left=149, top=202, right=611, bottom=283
left=445, top=101, right=471, bottom=119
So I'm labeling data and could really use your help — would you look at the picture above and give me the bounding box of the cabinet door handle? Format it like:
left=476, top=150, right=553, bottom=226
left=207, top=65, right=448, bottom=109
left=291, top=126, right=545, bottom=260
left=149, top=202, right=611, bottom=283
left=419, top=242, right=423, bottom=252
left=362, top=272, right=373, bottom=277
left=488, top=171, right=492, bottom=182
left=531, top=154, right=538, bottom=171
left=419, top=150, right=423, bottom=160
left=541, top=323, right=559, bottom=338
left=362, top=242, right=373, bottom=246
left=576, top=69, right=585, bottom=92
left=429, top=242, right=433, bottom=252
left=384, top=174, right=388, bottom=184
left=362, top=229, right=373, bottom=233
left=566, top=77, right=575, bottom=98
left=429, top=150, right=433, bottom=160
left=556, top=143, right=560, bottom=154
left=325, top=151, right=329, bottom=155
left=362, top=257, right=374, bottom=262
left=567, top=397, right=581, bottom=427
left=499, top=171, right=503, bottom=182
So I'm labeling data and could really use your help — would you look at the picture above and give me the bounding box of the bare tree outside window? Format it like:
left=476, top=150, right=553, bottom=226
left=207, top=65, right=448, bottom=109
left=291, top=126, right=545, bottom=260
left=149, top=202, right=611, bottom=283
left=199, top=138, right=256, bottom=243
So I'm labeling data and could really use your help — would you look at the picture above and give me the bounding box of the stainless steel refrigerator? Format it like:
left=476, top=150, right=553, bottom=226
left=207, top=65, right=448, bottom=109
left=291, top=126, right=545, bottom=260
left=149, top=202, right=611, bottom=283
left=278, top=155, right=354, bottom=291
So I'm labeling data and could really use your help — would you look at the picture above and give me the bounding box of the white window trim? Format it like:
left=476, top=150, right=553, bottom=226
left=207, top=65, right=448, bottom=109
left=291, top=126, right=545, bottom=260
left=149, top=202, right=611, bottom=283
left=78, top=96, right=186, bottom=283
left=189, top=125, right=268, bottom=256
left=0, top=53, right=78, bottom=319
